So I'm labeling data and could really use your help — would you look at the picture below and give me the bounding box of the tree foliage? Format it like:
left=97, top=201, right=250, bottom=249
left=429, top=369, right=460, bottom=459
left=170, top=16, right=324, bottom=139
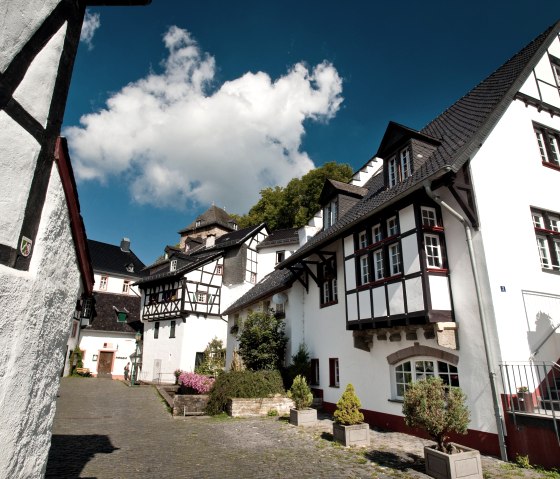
left=288, top=375, right=313, bottom=410
left=402, top=377, right=470, bottom=452
left=195, top=337, right=226, bottom=375
left=237, top=310, right=288, bottom=371
left=233, top=162, right=353, bottom=230
left=333, top=383, right=364, bottom=425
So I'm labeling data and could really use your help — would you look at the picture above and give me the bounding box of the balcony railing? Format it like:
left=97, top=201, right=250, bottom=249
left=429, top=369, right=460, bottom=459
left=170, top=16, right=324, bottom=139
left=500, top=361, right=560, bottom=445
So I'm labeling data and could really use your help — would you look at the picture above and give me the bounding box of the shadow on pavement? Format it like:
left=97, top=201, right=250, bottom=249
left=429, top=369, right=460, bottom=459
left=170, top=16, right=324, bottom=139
left=364, top=449, right=425, bottom=474
left=45, top=434, right=118, bottom=478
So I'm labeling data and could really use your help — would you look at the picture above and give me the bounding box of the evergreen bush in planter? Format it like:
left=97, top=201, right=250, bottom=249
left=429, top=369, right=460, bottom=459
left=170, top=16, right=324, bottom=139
left=402, top=377, right=482, bottom=479
left=332, top=384, right=370, bottom=447
left=288, top=375, right=316, bottom=426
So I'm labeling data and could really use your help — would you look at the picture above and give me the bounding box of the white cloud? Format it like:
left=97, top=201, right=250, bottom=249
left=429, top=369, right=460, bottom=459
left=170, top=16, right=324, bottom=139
left=80, top=11, right=100, bottom=50
left=65, top=26, right=343, bottom=213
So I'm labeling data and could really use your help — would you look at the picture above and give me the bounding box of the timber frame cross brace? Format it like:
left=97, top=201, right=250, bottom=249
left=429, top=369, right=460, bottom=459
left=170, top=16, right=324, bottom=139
left=287, top=250, right=336, bottom=292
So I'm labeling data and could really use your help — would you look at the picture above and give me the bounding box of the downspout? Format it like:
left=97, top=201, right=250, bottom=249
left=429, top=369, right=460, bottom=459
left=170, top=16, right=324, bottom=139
left=424, top=181, right=508, bottom=462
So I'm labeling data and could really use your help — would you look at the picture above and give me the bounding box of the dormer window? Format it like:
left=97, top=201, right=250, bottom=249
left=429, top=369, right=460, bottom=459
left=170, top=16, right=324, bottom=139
left=126, top=263, right=134, bottom=273
left=195, top=220, right=201, bottom=228
left=170, top=259, right=177, bottom=272
left=324, top=199, right=338, bottom=229
left=387, top=147, right=412, bottom=187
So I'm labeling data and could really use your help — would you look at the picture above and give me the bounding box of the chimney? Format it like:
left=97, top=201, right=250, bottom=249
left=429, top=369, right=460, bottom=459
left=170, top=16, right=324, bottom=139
left=206, top=234, right=215, bottom=248
left=120, top=237, right=130, bottom=252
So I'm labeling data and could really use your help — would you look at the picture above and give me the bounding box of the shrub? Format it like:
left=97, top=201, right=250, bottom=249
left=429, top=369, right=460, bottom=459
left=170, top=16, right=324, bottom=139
left=178, top=372, right=214, bottom=394
left=206, top=370, right=285, bottom=415
left=402, top=377, right=470, bottom=452
left=195, top=337, right=226, bottom=375
left=283, top=343, right=311, bottom=388
left=237, top=310, right=287, bottom=371
left=288, top=375, right=313, bottom=410
left=333, top=384, right=364, bottom=425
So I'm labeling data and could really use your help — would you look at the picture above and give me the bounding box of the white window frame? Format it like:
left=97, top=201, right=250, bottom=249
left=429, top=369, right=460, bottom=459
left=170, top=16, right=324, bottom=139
left=400, top=148, right=411, bottom=180
left=196, top=291, right=207, bottom=303
left=534, top=125, right=560, bottom=167
left=372, top=224, right=382, bottom=243
left=388, top=243, right=401, bottom=276
left=122, top=280, right=131, bottom=294
left=216, top=264, right=223, bottom=275
left=360, top=255, right=370, bottom=284
left=388, top=157, right=397, bottom=187
left=387, top=216, right=398, bottom=237
left=537, top=236, right=551, bottom=269
left=275, top=251, right=285, bottom=264
left=421, top=206, right=437, bottom=227
left=393, top=358, right=459, bottom=399
left=373, top=249, right=384, bottom=281
left=170, top=259, right=177, bottom=272
left=99, top=276, right=108, bottom=291
left=424, top=234, right=443, bottom=268
left=359, top=230, right=368, bottom=249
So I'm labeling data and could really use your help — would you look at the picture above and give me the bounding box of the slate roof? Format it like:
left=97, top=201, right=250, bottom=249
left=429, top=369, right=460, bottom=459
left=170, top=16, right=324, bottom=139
left=88, top=292, right=143, bottom=334
left=178, top=205, right=237, bottom=234
left=281, top=21, right=559, bottom=269
left=257, top=228, right=299, bottom=250
left=88, top=239, right=146, bottom=277
left=319, top=179, right=368, bottom=204
left=222, top=268, right=298, bottom=315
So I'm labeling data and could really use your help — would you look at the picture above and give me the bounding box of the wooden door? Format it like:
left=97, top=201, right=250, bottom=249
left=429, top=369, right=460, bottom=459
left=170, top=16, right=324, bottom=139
left=98, top=352, right=113, bottom=376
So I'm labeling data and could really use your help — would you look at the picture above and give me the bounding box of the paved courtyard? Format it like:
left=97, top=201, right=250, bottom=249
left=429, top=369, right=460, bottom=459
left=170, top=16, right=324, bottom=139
left=46, top=378, right=544, bottom=479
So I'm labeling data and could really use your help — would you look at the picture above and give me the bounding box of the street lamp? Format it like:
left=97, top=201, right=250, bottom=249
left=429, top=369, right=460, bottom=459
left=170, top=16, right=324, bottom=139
left=131, top=330, right=142, bottom=386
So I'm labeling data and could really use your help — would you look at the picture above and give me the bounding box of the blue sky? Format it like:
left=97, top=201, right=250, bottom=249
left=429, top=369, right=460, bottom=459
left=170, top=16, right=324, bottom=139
left=64, top=1, right=560, bottom=264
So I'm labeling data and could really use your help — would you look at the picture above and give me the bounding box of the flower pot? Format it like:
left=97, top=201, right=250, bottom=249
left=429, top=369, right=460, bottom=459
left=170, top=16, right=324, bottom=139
left=289, top=408, right=317, bottom=426
left=332, top=422, right=370, bottom=447
left=424, top=444, right=482, bottom=479
left=519, top=392, right=534, bottom=413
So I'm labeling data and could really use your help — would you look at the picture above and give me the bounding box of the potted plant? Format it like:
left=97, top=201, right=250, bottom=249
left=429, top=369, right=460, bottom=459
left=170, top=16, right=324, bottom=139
left=402, top=377, right=482, bottom=479
left=516, top=386, right=534, bottom=413
left=288, top=375, right=316, bottom=426
left=332, top=384, right=370, bottom=447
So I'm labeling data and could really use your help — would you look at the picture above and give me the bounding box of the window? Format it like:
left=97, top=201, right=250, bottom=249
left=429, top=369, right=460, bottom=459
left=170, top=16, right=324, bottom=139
left=387, top=216, right=398, bottom=236
left=71, top=321, right=78, bottom=338
left=372, top=224, right=382, bottom=243
left=324, top=199, right=338, bottom=229
left=373, top=249, right=384, bottom=280
left=532, top=207, right=560, bottom=271
left=99, top=276, right=108, bottom=291
left=358, top=230, right=368, bottom=249
left=329, top=358, right=339, bottom=387
left=388, top=157, right=397, bottom=187
left=195, top=219, right=201, bottom=227
left=552, top=57, right=560, bottom=85
left=310, top=359, right=320, bottom=386
left=81, top=298, right=93, bottom=319
left=388, top=243, right=401, bottom=276
left=421, top=207, right=437, bottom=227
left=195, top=352, right=205, bottom=368
left=387, top=147, right=413, bottom=187
left=275, top=302, right=285, bottom=316
left=360, top=255, right=370, bottom=284
left=424, top=234, right=443, bottom=268
left=122, top=280, right=131, bottom=294
left=319, top=256, right=338, bottom=306
left=400, top=148, right=411, bottom=180
left=170, top=259, right=177, bottom=272
left=196, top=291, right=207, bottom=303
left=170, top=320, right=176, bottom=339
left=154, top=322, right=160, bottom=339
left=216, top=264, right=223, bottom=275
left=534, top=124, right=560, bottom=167
left=395, top=359, right=459, bottom=398
left=276, top=251, right=285, bottom=264
left=250, top=272, right=257, bottom=284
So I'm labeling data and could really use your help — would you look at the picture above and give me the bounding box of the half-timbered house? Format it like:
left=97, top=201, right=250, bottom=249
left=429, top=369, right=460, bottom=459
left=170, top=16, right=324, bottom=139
left=136, top=206, right=269, bottom=381
left=225, top=22, right=560, bottom=467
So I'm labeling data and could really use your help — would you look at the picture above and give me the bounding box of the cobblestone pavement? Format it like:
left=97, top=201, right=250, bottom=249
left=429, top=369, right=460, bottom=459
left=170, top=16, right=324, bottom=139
left=46, top=378, right=547, bottom=479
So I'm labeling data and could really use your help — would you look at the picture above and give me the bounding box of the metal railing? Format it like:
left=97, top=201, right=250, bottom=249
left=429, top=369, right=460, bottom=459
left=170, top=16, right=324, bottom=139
left=500, top=361, right=560, bottom=445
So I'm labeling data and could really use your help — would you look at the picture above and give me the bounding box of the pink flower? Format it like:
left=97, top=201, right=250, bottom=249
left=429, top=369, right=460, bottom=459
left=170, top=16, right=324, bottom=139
left=178, top=372, right=214, bottom=394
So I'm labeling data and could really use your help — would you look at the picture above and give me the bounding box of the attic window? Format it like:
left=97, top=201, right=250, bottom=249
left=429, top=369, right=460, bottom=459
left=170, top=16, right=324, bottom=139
left=324, top=199, right=338, bottom=229
left=126, top=263, right=134, bottom=273
left=170, top=259, right=177, bottom=272
left=387, top=147, right=412, bottom=188
left=195, top=220, right=201, bottom=227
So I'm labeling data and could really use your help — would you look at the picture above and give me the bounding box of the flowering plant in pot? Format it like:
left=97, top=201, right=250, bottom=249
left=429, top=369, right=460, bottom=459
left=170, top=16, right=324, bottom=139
left=402, top=377, right=482, bottom=479
left=288, top=375, right=316, bottom=426
left=332, top=384, right=370, bottom=446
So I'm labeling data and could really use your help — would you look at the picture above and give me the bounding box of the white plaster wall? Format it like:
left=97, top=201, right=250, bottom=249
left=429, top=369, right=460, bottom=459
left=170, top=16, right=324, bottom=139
left=93, top=272, right=141, bottom=296
left=0, top=166, right=81, bottom=478
left=79, top=331, right=137, bottom=377
left=469, top=98, right=560, bottom=364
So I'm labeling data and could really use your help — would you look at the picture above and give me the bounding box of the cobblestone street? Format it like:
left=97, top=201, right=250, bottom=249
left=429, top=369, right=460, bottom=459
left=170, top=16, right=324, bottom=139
left=46, top=378, right=544, bottom=479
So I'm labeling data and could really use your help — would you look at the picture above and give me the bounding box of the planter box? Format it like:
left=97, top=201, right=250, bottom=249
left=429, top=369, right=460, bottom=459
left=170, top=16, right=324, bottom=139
left=227, top=397, right=294, bottom=417
left=424, top=444, right=482, bottom=479
left=173, top=394, right=209, bottom=416
left=289, top=408, right=317, bottom=426
left=333, top=422, right=370, bottom=447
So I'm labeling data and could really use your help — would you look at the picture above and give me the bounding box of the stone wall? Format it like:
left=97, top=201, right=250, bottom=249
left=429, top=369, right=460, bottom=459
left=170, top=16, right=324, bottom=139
left=227, top=397, right=294, bottom=417
left=173, top=394, right=209, bottom=416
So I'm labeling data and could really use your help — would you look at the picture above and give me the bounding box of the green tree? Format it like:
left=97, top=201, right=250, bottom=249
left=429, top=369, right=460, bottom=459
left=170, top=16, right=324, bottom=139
left=333, top=383, right=364, bottom=425
left=237, top=310, right=288, bottom=371
left=402, top=377, right=470, bottom=452
left=234, top=162, right=353, bottom=229
left=195, top=337, right=226, bottom=375
left=288, top=375, right=313, bottom=410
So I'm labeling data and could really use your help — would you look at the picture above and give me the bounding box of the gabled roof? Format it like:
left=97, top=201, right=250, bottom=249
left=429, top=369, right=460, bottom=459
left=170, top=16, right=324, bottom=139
left=257, top=228, right=299, bottom=250
left=280, top=21, right=559, bottom=268
left=222, top=269, right=297, bottom=315
left=206, top=223, right=268, bottom=251
left=88, top=292, right=142, bottom=334
left=374, top=121, right=441, bottom=159
left=88, top=239, right=146, bottom=278
left=178, top=205, right=237, bottom=234
left=319, top=179, right=368, bottom=205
